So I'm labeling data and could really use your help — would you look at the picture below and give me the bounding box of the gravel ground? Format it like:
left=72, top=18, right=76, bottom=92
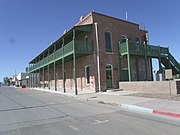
left=126, top=93, right=180, bottom=101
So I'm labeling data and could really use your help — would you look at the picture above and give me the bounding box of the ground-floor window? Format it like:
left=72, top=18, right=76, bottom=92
left=85, top=66, right=90, bottom=85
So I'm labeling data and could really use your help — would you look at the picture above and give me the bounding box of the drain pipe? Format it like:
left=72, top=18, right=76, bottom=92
left=94, top=22, right=101, bottom=92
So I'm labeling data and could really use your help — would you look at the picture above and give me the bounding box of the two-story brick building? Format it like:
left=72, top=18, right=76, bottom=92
left=29, top=12, right=180, bottom=94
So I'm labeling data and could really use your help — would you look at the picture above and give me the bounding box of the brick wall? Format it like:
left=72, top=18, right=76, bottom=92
left=38, top=12, right=153, bottom=92
left=119, top=81, right=177, bottom=95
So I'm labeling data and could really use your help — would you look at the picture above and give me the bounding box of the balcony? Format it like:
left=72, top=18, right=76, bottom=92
left=119, top=42, right=169, bottom=57
left=29, top=39, right=93, bottom=72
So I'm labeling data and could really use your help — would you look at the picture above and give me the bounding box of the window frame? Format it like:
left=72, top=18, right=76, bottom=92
left=106, top=64, right=114, bottom=87
left=105, top=31, right=113, bottom=53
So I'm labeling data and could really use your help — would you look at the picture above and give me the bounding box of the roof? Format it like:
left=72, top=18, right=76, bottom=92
left=29, top=11, right=145, bottom=63
left=91, top=11, right=139, bottom=26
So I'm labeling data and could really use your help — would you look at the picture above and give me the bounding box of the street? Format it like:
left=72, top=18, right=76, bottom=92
left=0, top=87, right=179, bottom=135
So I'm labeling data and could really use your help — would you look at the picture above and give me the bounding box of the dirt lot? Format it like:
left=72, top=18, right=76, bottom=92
left=127, top=93, right=180, bottom=101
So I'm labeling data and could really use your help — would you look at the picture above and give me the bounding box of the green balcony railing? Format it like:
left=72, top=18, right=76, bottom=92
left=129, top=43, right=145, bottom=55
left=54, top=47, right=63, bottom=60
left=119, top=42, right=128, bottom=54
left=160, top=46, right=168, bottom=55
left=75, top=40, right=93, bottom=53
left=64, top=41, right=74, bottom=56
left=29, top=39, right=93, bottom=72
left=147, top=45, right=159, bottom=57
left=119, top=42, right=169, bottom=58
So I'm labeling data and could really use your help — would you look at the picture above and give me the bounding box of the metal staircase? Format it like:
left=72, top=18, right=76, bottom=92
left=161, top=52, right=180, bottom=75
left=119, top=42, right=180, bottom=81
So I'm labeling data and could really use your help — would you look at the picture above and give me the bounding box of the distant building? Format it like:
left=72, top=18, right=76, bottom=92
left=16, top=73, right=29, bottom=87
left=29, top=12, right=180, bottom=94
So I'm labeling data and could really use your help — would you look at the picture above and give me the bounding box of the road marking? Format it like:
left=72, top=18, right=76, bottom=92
left=93, top=119, right=109, bottom=125
left=69, top=124, right=80, bottom=131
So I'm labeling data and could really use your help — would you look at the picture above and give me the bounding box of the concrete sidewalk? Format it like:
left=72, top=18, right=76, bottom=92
left=29, top=87, right=180, bottom=118
left=76, top=92, right=180, bottom=118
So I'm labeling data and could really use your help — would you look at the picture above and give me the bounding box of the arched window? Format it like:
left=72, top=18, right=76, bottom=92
left=105, top=32, right=112, bottom=52
left=135, top=37, right=141, bottom=44
left=135, top=37, right=141, bottom=51
left=84, top=36, right=89, bottom=51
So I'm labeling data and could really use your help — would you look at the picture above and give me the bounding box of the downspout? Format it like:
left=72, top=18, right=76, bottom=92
left=94, top=22, right=101, bottom=92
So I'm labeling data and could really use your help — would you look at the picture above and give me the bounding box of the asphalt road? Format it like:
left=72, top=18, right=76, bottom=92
left=0, top=86, right=179, bottom=135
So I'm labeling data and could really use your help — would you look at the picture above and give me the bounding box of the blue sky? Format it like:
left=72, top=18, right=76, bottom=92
left=0, top=0, right=180, bottom=82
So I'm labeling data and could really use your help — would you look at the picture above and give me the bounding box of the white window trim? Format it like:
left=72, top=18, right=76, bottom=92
left=105, top=31, right=113, bottom=53
left=85, top=65, right=90, bottom=85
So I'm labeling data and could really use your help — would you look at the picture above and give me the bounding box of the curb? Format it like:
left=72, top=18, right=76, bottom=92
left=121, top=104, right=180, bottom=119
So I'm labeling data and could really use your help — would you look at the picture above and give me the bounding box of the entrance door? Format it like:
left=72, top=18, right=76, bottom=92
left=106, top=65, right=113, bottom=89
left=122, top=69, right=129, bottom=81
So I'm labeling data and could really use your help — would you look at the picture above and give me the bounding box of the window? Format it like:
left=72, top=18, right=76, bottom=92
left=105, top=32, right=112, bottom=52
left=85, top=36, right=89, bottom=51
left=135, top=37, right=140, bottom=44
left=85, top=66, right=90, bottom=85
left=121, top=38, right=126, bottom=43
left=135, top=37, right=140, bottom=51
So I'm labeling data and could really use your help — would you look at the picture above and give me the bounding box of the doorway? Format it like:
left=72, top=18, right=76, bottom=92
left=106, top=65, right=113, bottom=89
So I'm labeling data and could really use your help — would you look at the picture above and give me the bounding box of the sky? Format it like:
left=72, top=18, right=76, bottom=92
left=0, top=0, right=180, bottom=82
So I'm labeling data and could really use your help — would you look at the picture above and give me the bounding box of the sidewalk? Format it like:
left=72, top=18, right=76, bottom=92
left=30, top=87, right=180, bottom=119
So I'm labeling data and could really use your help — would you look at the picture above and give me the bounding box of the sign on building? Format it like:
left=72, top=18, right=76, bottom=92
left=165, top=69, right=172, bottom=80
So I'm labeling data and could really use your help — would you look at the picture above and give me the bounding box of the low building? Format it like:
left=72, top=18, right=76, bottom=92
left=16, top=73, right=29, bottom=87
left=29, top=12, right=180, bottom=94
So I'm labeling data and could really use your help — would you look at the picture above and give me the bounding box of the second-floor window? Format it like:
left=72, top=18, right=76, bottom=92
left=135, top=37, right=140, bottom=44
left=105, top=32, right=112, bottom=52
left=85, top=36, right=89, bottom=51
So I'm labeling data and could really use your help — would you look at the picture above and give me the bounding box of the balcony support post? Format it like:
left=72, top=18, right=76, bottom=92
left=73, top=29, right=78, bottom=95
left=144, top=43, right=148, bottom=81
left=35, top=59, right=38, bottom=87
left=43, top=53, right=45, bottom=89
left=62, top=38, right=66, bottom=93
left=136, top=57, right=139, bottom=81
left=158, top=45, right=163, bottom=73
left=118, top=42, right=122, bottom=81
left=29, top=64, right=31, bottom=88
left=48, top=49, right=50, bottom=90
left=54, top=44, right=57, bottom=91
left=127, top=39, right=131, bottom=81
left=38, top=57, right=41, bottom=88
left=35, top=70, right=38, bottom=88
left=54, top=61, right=57, bottom=91
left=32, top=71, right=34, bottom=88
left=167, top=47, right=171, bottom=69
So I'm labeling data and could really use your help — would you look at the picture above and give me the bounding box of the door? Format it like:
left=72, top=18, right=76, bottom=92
left=121, top=69, right=129, bottom=81
left=106, top=65, right=113, bottom=89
